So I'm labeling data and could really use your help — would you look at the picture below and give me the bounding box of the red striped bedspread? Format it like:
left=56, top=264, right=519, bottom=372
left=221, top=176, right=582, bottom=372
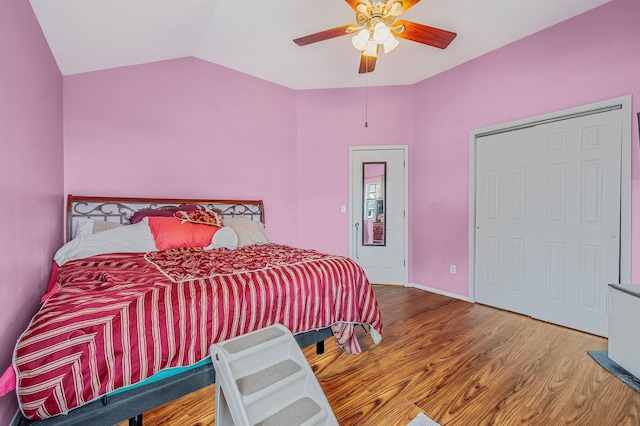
left=14, top=244, right=382, bottom=420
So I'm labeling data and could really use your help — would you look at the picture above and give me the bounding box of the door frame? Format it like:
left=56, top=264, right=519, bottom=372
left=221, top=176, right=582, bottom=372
left=468, top=95, right=633, bottom=301
left=349, top=145, right=409, bottom=285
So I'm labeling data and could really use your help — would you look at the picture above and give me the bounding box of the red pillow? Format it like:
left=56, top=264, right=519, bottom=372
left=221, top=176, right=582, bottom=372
left=147, top=217, right=219, bottom=251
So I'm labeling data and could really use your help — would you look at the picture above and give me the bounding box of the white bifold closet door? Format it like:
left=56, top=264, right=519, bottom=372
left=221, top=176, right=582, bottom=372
left=475, top=109, right=622, bottom=336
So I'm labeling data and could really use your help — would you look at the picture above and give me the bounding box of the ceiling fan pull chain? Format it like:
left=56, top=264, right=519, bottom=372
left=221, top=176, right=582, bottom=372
left=365, top=73, right=369, bottom=128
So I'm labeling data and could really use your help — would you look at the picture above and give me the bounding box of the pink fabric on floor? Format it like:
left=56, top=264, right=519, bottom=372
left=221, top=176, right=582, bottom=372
left=0, top=366, right=16, bottom=397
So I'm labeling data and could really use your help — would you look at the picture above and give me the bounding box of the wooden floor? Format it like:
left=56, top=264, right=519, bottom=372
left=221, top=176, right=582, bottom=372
left=117, top=286, right=640, bottom=425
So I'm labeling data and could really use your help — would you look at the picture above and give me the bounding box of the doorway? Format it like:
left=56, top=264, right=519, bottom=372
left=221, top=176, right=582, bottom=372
left=349, top=146, right=408, bottom=285
left=469, top=95, right=632, bottom=337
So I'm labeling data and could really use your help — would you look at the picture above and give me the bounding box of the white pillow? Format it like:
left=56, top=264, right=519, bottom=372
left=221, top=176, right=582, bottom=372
left=74, top=218, right=95, bottom=238
left=204, top=227, right=239, bottom=250
left=223, top=219, right=269, bottom=247
left=55, top=218, right=157, bottom=265
left=74, top=218, right=125, bottom=239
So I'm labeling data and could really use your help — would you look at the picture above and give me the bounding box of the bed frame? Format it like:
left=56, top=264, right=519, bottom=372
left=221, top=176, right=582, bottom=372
left=16, top=195, right=333, bottom=426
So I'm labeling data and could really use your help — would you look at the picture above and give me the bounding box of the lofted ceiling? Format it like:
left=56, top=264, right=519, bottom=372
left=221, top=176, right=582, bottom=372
left=29, top=0, right=611, bottom=90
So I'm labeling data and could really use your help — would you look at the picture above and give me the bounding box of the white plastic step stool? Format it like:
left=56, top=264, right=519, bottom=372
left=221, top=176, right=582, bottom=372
left=210, top=324, right=339, bottom=426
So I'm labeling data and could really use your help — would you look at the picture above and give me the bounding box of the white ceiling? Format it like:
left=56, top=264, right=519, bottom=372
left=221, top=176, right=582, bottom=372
left=29, top=0, right=611, bottom=90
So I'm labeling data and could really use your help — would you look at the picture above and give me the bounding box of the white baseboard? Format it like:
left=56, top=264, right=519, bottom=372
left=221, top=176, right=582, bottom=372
left=405, top=283, right=471, bottom=302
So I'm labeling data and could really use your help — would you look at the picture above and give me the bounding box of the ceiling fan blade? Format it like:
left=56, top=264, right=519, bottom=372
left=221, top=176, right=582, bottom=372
left=359, top=53, right=377, bottom=74
left=392, top=20, right=457, bottom=49
left=293, top=25, right=355, bottom=46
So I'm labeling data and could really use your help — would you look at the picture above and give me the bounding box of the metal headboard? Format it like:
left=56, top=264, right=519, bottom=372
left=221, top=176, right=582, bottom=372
left=66, top=195, right=265, bottom=242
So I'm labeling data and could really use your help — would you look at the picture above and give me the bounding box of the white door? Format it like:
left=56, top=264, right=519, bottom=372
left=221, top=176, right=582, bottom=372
left=475, top=109, right=622, bottom=336
left=475, top=127, right=536, bottom=315
left=530, top=111, right=621, bottom=336
left=350, top=148, right=406, bottom=285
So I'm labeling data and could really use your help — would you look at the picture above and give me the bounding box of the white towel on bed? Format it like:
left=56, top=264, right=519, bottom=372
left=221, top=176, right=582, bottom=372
left=204, top=226, right=238, bottom=250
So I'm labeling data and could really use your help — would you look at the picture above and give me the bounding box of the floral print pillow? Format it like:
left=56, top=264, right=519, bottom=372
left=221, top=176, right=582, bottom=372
left=174, top=210, right=224, bottom=227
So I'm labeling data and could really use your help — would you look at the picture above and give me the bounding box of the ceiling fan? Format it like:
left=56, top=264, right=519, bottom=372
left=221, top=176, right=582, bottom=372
left=293, top=0, right=457, bottom=74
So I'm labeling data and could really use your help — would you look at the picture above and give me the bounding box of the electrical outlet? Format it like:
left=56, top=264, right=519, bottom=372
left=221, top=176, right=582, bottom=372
left=450, top=265, right=456, bottom=274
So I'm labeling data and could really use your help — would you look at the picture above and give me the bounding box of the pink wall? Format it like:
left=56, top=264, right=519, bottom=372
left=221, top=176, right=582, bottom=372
left=5, top=1, right=635, bottom=421
left=0, top=0, right=63, bottom=421
left=64, top=0, right=640, bottom=295
left=295, top=86, right=413, bottom=255
left=410, top=0, right=640, bottom=295
left=64, top=59, right=413, bottom=256
left=64, top=58, right=298, bottom=245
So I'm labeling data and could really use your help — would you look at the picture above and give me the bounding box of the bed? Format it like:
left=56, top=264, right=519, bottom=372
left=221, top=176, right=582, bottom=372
left=14, top=195, right=383, bottom=425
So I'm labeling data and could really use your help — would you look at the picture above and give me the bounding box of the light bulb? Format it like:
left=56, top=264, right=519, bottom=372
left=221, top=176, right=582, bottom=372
left=351, top=29, right=370, bottom=51
left=373, top=22, right=391, bottom=44
left=364, top=40, right=378, bottom=57
left=352, top=35, right=365, bottom=51
left=383, top=35, right=399, bottom=53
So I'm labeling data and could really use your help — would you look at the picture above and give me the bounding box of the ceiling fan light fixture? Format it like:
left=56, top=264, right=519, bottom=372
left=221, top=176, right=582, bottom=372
left=373, top=22, right=391, bottom=44
left=293, top=0, right=457, bottom=74
left=352, top=29, right=370, bottom=51
left=364, top=40, right=378, bottom=57
left=383, top=35, right=400, bottom=53
left=356, top=2, right=369, bottom=16
left=388, top=1, right=403, bottom=16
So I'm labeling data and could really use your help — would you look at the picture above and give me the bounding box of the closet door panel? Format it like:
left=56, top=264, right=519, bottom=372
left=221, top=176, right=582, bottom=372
left=530, top=110, right=621, bottom=336
left=475, top=108, right=622, bottom=336
left=475, top=128, right=535, bottom=315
